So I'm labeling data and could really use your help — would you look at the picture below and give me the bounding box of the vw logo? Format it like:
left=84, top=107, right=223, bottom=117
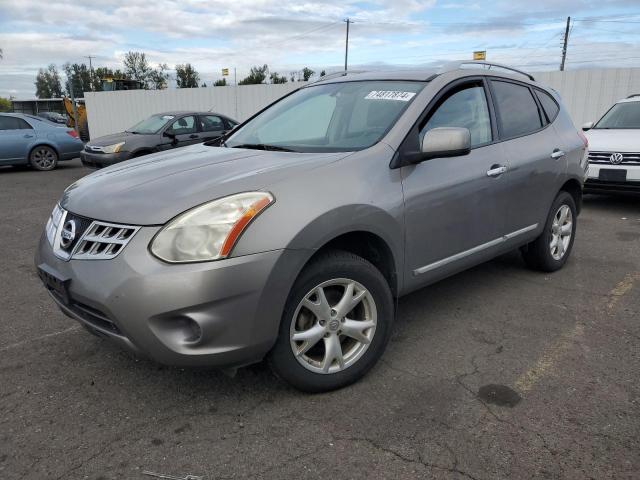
left=60, top=219, right=76, bottom=249
left=609, top=152, right=624, bottom=165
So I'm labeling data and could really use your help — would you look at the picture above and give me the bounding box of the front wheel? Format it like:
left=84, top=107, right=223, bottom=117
left=29, top=146, right=58, bottom=171
left=522, top=191, right=577, bottom=272
left=269, top=250, right=394, bottom=392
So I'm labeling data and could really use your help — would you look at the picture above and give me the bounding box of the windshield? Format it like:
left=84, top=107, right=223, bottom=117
left=127, top=114, right=176, bottom=134
left=225, top=81, right=426, bottom=152
left=595, top=102, right=640, bottom=129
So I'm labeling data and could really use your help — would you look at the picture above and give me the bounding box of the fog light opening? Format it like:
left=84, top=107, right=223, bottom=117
left=182, top=318, right=203, bottom=345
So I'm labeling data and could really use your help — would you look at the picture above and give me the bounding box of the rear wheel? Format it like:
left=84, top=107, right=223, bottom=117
left=522, top=191, right=577, bottom=272
left=29, top=146, right=58, bottom=171
left=269, top=250, right=393, bottom=392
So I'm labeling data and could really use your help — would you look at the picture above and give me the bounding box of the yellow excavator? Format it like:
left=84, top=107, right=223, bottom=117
left=62, top=96, right=89, bottom=142
left=62, top=78, right=142, bottom=141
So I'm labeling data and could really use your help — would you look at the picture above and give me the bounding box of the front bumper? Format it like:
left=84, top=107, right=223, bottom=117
left=35, top=226, right=309, bottom=368
left=80, top=150, right=132, bottom=168
left=585, top=164, right=640, bottom=193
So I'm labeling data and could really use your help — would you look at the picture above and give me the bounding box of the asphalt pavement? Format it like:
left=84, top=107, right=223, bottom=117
left=1, top=159, right=638, bottom=479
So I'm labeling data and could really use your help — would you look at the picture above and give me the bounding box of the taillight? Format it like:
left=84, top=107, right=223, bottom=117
left=66, top=129, right=79, bottom=139
left=578, top=130, right=588, bottom=148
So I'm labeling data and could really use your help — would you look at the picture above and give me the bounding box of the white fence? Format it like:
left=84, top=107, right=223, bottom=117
left=85, top=68, right=640, bottom=139
left=84, top=83, right=301, bottom=139
left=536, top=68, right=640, bottom=126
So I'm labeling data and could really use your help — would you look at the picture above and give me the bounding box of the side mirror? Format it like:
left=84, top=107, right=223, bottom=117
left=417, top=127, right=471, bottom=162
left=582, top=121, right=594, bottom=131
left=163, top=131, right=177, bottom=144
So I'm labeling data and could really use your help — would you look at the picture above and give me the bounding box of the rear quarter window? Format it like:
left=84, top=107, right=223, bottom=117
left=535, top=89, right=560, bottom=123
left=491, top=80, right=543, bottom=139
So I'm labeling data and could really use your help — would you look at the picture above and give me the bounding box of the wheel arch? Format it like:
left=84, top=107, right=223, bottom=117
left=560, top=178, right=583, bottom=214
left=307, top=230, right=399, bottom=297
left=29, top=142, right=59, bottom=159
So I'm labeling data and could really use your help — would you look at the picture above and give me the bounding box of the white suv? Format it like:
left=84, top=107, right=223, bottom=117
left=583, top=95, right=640, bottom=194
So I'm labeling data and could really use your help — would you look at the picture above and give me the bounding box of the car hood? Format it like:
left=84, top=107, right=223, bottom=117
left=585, top=129, right=640, bottom=152
left=87, top=132, right=141, bottom=147
left=61, top=144, right=350, bottom=225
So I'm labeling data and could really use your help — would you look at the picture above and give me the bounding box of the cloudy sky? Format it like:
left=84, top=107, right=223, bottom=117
left=0, top=0, right=639, bottom=98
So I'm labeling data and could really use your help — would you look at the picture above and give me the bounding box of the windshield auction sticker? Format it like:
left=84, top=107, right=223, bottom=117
left=365, top=91, right=417, bottom=101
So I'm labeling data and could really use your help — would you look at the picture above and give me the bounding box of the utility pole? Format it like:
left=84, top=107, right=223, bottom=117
left=344, top=18, right=351, bottom=71
left=560, top=17, right=570, bottom=71
left=84, top=55, right=95, bottom=91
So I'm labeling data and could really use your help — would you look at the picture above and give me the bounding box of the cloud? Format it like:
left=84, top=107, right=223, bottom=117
left=0, top=0, right=638, bottom=97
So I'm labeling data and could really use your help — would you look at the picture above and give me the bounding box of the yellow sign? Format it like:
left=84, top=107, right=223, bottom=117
left=473, top=51, right=486, bottom=60
left=222, top=68, right=229, bottom=76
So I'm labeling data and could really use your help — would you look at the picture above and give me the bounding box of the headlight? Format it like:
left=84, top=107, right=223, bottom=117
left=150, top=192, right=274, bottom=263
left=101, top=142, right=125, bottom=154
left=45, top=204, right=64, bottom=247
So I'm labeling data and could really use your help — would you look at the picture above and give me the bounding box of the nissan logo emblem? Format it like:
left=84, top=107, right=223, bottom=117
left=609, top=152, right=624, bottom=165
left=60, top=219, right=76, bottom=249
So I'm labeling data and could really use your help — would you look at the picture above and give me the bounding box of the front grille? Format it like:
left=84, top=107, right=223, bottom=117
left=72, top=221, right=138, bottom=260
left=588, top=151, right=640, bottom=165
left=85, top=145, right=104, bottom=154
left=53, top=209, right=140, bottom=261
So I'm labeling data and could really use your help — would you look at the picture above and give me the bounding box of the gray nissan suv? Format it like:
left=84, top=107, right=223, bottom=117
left=36, top=62, right=587, bottom=392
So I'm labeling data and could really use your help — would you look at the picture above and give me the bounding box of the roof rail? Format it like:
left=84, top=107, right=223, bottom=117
left=626, top=94, right=640, bottom=99
left=441, top=60, right=535, bottom=82
left=305, top=70, right=367, bottom=86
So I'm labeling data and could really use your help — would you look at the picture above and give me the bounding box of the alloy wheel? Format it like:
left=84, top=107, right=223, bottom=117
left=290, top=278, right=377, bottom=374
left=32, top=148, right=56, bottom=170
left=550, top=204, right=573, bottom=260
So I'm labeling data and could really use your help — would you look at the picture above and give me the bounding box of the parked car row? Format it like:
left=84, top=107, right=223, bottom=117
left=81, top=111, right=238, bottom=168
left=0, top=113, right=83, bottom=170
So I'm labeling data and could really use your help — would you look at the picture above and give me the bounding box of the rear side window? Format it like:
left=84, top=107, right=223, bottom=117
left=0, top=116, right=32, bottom=130
left=535, top=89, right=560, bottom=123
left=491, top=80, right=542, bottom=138
left=199, top=115, right=225, bottom=132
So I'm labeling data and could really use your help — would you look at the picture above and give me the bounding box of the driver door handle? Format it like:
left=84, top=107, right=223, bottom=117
left=551, top=149, right=565, bottom=159
left=487, top=165, right=508, bottom=177
left=189, top=134, right=199, bottom=139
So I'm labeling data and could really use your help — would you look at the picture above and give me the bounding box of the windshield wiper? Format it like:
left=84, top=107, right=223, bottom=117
left=231, top=143, right=298, bottom=152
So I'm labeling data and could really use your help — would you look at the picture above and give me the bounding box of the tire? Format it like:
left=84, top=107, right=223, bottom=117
left=29, top=145, right=58, bottom=171
left=522, top=191, right=577, bottom=272
left=268, top=250, right=394, bottom=393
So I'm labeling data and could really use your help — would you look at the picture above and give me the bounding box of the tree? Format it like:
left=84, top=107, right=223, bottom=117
left=201, top=82, right=207, bottom=88
left=269, top=72, right=287, bottom=84
left=123, top=51, right=152, bottom=87
left=320, top=70, right=326, bottom=77
left=238, top=64, right=268, bottom=85
left=214, top=78, right=227, bottom=87
left=148, top=63, right=169, bottom=89
left=63, top=63, right=91, bottom=97
left=175, top=63, right=200, bottom=88
left=301, top=67, right=315, bottom=81
left=0, top=97, right=11, bottom=112
left=35, top=64, right=63, bottom=98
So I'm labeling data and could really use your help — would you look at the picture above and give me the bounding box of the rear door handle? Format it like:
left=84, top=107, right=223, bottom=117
left=551, top=149, right=565, bottom=159
left=487, top=165, right=508, bottom=177
left=189, top=134, right=199, bottom=139
left=24, top=134, right=34, bottom=138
